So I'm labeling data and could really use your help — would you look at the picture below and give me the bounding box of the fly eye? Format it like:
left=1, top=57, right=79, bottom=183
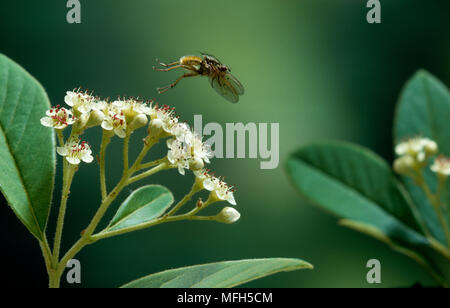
left=220, top=66, right=228, bottom=72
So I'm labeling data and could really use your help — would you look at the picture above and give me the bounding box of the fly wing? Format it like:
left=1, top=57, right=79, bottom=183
left=225, top=73, right=244, bottom=95
left=210, top=73, right=244, bottom=103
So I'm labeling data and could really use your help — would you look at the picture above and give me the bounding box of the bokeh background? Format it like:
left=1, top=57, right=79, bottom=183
left=1, top=0, right=450, bottom=288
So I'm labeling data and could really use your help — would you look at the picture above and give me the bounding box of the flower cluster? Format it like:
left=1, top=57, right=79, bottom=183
left=395, top=137, right=437, bottom=164
left=394, top=136, right=449, bottom=179
left=393, top=137, right=437, bottom=175
left=40, top=89, right=238, bottom=211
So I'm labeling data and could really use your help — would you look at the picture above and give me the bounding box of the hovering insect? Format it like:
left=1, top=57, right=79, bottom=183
left=153, top=53, right=244, bottom=103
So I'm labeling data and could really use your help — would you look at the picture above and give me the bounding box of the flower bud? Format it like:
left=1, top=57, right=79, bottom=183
left=424, top=140, right=438, bottom=157
left=215, top=207, right=241, bottom=224
left=77, top=112, right=89, bottom=128
left=190, top=157, right=204, bottom=171
left=393, top=156, right=415, bottom=175
left=148, top=118, right=164, bottom=138
left=129, top=114, right=148, bottom=131
left=85, top=110, right=105, bottom=128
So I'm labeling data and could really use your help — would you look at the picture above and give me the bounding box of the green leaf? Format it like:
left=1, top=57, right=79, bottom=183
left=0, top=54, right=55, bottom=240
left=285, top=141, right=428, bottom=248
left=394, top=70, right=450, bottom=244
left=107, top=185, right=174, bottom=232
left=394, top=70, right=450, bottom=153
left=121, top=258, right=313, bottom=288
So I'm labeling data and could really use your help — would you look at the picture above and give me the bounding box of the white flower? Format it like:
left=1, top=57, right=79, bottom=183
left=112, top=99, right=154, bottom=117
left=57, top=137, right=94, bottom=165
left=171, top=122, right=191, bottom=142
left=431, top=156, right=450, bottom=177
left=186, top=132, right=213, bottom=164
left=64, top=91, right=95, bottom=114
left=395, top=137, right=438, bottom=162
left=154, top=105, right=179, bottom=134
left=215, top=207, right=241, bottom=224
left=40, top=106, right=75, bottom=129
left=167, top=138, right=191, bottom=175
left=194, top=169, right=236, bottom=205
left=91, top=100, right=109, bottom=112
left=101, top=105, right=127, bottom=138
left=166, top=132, right=212, bottom=174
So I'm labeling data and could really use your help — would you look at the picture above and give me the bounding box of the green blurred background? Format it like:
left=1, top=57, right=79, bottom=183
left=1, top=0, right=450, bottom=287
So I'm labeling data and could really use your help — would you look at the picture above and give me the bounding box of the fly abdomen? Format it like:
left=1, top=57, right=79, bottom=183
left=180, top=55, right=203, bottom=66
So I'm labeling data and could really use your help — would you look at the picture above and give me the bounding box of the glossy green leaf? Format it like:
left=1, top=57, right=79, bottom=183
left=286, top=141, right=429, bottom=248
left=394, top=70, right=450, bottom=244
left=121, top=258, right=313, bottom=288
left=107, top=185, right=173, bottom=232
left=0, top=54, right=55, bottom=240
left=394, top=70, right=450, bottom=153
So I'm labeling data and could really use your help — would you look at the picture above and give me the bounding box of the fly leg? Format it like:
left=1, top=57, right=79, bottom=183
left=156, top=59, right=179, bottom=67
left=153, top=58, right=182, bottom=72
left=153, top=59, right=198, bottom=73
left=153, top=64, right=184, bottom=72
left=157, top=72, right=199, bottom=94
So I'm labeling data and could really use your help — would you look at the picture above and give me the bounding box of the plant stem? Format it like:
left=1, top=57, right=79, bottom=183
left=123, top=134, right=130, bottom=176
left=53, top=140, right=160, bottom=285
left=91, top=199, right=215, bottom=241
left=39, top=237, right=53, bottom=277
left=138, top=158, right=165, bottom=170
left=132, top=138, right=158, bottom=169
left=56, top=175, right=129, bottom=280
left=99, top=131, right=111, bottom=201
left=437, top=176, right=449, bottom=223
left=186, top=215, right=216, bottom=221
left=166, top=182, right=201, bottom=217
left=48, top=270, right=62, bottom=288
left=56, top=130, right=65, bottom=147
left=52, top=164, right=76, bottom=264
left=428, top=237, right=450, bottom=260
left=126, top=162, right=169, bottom=185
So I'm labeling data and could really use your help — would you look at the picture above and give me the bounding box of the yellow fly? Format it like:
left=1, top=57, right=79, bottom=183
left=153, top=53, right=244, bottom=103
